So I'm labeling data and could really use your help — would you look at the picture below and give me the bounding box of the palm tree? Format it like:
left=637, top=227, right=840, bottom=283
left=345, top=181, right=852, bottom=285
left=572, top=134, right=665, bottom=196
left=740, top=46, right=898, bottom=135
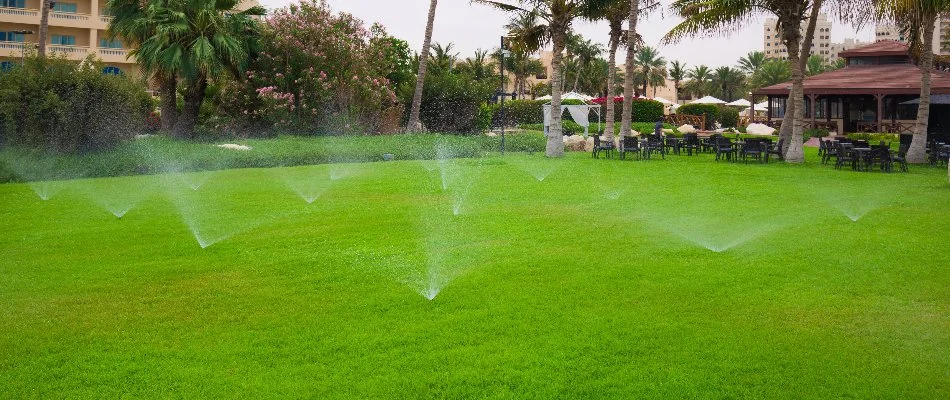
left=685, top=65, right=711, bottom=98
left=876, top=0, right=950, bottom=163
left=108, top=0, right=179, bottom=131
left=586, top=0, right=626, bottom=141
left=459, top=49, right=494, bottom=81
left=408, top=0, right=439, bottom=132
left=751, top=58, right=791, bottom=89
left=666, top=0, right=825, bottom=162
left=136, top=0, right=263, bottom=138
left=669, top=60, right=686, bottom=102
left=475, top=0, right=612, bottom=157
left=620, top=0, right=641, bottom=138
left=427, top=42, right=459, bottom=75
left=633, top=45, right=666, bottom=96
left=38, top=0, right=50, bottom=57
left=566, top=36, right=601, bottom=91
left=806, top=54, right=827, bottom=76
left=737, top=51, right=766, bottom=76
left=712, top=66, right=746, bottom=101
left=504, top=51, right=544, bottom=95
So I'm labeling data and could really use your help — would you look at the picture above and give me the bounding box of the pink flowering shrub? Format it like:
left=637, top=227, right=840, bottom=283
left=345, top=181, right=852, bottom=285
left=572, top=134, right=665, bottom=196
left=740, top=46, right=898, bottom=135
left=216, top=0, right=399, bottom=135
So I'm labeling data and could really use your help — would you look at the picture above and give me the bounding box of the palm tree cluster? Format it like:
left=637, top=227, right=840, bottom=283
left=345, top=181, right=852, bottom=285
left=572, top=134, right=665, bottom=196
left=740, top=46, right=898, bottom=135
left=107, top=0, right=264, bottom=138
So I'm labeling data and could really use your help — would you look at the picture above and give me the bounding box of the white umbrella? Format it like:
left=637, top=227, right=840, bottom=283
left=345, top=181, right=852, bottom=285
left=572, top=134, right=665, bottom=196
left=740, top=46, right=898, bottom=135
left=690, top=95, right=727, bottom=104
left=652, top=96, right=674, bottom=104
left=536, top=95, right=552, bottom=101
left=725, top=99, right=752, bottom=107
left=670, top=103, right=681, bottom=110
left=755, top=101, right=768, bottom=109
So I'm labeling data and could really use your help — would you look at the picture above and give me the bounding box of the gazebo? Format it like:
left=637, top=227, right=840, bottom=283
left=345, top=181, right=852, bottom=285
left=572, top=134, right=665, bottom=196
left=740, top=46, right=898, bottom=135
left=754, top=40, right=950, bottom=138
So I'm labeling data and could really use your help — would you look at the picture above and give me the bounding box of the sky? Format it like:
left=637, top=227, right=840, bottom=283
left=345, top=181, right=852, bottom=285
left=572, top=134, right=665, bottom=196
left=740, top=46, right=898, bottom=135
left=259, top=0, right=876, bottom=69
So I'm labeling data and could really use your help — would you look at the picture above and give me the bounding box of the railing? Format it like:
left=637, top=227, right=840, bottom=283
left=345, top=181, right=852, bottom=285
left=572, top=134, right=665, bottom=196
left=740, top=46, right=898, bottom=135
left=100, top=15, right=112, bottom=24
left=98, top=48, right=128, bottom=57
left=0, top=7, right=38, bottom=17
left=51, top=11, right=90, bottom=22
left=665, top=114, right=706, bottom=130
left=49, top=44, right=90, bottom=55
left=856, top=121, right=914, bottom=134
left=0, top=41, right=26, bottom=50
left=806, top=121, right=840, bottom=134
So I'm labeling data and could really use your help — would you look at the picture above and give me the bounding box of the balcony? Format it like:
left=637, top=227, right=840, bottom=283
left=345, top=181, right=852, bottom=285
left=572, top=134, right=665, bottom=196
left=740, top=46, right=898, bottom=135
left=98, top=47, right=131, bottom=63
left=0, top=6, right=38, bottom=17
left=48, top=44, right=91, bottom=56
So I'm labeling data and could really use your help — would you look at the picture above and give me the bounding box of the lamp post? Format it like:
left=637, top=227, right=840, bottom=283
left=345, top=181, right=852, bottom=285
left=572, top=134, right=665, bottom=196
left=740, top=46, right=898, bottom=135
left=498, top=36, right=512, bottom=154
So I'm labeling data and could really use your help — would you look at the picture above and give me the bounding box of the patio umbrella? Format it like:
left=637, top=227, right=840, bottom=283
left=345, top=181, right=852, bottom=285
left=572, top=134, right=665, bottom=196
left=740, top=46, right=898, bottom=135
left=652, top=96, right=674, bottom=104
left=690, top=95, right=727, bottom=104
left=535, top=95, right=552, bottom=101
left=725, top=99, right=752, bottom=107
left=900, top=94, right=950, bottom=104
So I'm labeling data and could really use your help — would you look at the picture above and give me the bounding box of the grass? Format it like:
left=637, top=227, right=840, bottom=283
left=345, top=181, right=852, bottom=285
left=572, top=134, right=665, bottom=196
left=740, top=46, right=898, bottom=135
left=1, top=145, right=948, bottom=398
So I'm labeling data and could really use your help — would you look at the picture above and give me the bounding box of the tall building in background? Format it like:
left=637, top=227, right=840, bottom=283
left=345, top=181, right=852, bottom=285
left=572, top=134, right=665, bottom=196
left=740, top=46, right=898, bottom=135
left=0, top=0, right=258, bottom=75
left=829, top=38, right=871, bottom=63
left=875, top=17, right=950, bottom=55
left=763, top=14, right=833, bottom=60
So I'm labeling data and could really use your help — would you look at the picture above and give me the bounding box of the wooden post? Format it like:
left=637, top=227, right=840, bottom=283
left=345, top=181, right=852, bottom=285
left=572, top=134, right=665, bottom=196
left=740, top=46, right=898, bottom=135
left=767, top=96, right=772, bottom=122
left=809, top=94, right=817, bottom=129
left=875, top=94, right=884, bottom=131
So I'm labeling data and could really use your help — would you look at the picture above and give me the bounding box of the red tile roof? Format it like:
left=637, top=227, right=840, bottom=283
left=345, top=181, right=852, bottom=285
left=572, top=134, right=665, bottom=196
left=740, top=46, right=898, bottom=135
left=755, top=64, right=950, bottom=95
left=837, top=40, right=910, bottom=58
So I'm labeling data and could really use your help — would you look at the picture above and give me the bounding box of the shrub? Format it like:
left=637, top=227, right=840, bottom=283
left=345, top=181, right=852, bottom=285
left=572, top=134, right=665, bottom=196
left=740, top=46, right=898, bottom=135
left=847, top=133, right=899, bottom=143
left=0, top=54, right=151, bottom=153
left=407, top=72, right=496, bottom=134
left=500, top=99, right=544, bottom=125
left=599, top=98, right=665, bottom=123
left=719, top=107, right=739, bottom=128
left=676, top=104, right=719, bottom=130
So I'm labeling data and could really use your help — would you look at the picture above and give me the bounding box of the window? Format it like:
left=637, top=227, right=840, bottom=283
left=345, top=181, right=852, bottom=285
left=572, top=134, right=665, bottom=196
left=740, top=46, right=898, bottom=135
left=52, top=2, right=78, bottom=13
left=51, top=35, right=75, bottom=46
left=1, top=0, right=25, bottom=8
left=0, top=61, right=13, bottom=72
left=99, top=38, right=122, bottom=49
left=0, top=31, right=25, bottom=42
left=102, top=66, right=122, bottom=75
left=770, top=97, right=788, bottom=118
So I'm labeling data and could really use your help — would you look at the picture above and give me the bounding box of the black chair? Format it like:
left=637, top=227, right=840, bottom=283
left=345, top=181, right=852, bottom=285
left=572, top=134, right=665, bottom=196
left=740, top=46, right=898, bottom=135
left=682, top=133, right=701, bottom=156
left=891, top=143, right=909, bottom=172
left=820, top=139, right=838, bottom=165
left=936, top=144, right=950, bottom=167
left=592, top=135, right=615, bottom=159
left=740, top=139, right=765, bottom=163
left=665, top=136, right=681, bottom=155
left=817, top=138, right=826, bottom=157
left=766, top=138, right=784, bottom=163
left=714, top=137, right=735, bottom=161
left=619, top=136, right=642, bottom=160
left=835, top=142, right=857, bottom=170
left=643, top=135, right=666, bottom=159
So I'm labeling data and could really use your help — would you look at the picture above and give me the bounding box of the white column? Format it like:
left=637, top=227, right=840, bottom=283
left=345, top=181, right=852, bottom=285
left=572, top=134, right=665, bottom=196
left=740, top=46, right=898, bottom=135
left=89, top=29, right=97, bottom=53
left=90, top=0, right=100, bottom=17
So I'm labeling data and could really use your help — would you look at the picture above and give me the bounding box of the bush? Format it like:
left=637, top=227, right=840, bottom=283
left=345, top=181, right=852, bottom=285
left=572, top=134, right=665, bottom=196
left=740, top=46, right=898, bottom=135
left=409, top=73, right=496, bottom=134
left=676, top=104, right=719, bottom=130
left=719, top=107, right=739, bottom=128
left=599, top=98, right=665, bottom=123
left=499, top=99, right=544, bottom=125
left=847, top=133, right=899, bottom=143
left=0, top=54, right=151, bottom=153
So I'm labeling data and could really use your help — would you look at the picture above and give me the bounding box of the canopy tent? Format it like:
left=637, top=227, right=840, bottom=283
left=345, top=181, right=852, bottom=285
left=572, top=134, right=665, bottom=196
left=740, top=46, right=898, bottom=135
left=690, top=95, right=727, bottom=104
left=741, top=102, right=769, bottom=116
left=543, top=104, right=602, bottom=136
left=725, top=99, right=752, bottom=107
left=591, top=95, right=649, bottom=104
left=535, top=91, right=594, bottom=102
left=536, top=95, right=552, bottom=101
left=900, top=95, right=950, bottom=104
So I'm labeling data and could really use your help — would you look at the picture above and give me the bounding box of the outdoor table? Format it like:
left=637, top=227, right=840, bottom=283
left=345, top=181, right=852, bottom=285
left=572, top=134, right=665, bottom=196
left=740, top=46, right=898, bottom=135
left=852, top=147, right=872, bottom=171
left=666, top=137, right=683, bottom=155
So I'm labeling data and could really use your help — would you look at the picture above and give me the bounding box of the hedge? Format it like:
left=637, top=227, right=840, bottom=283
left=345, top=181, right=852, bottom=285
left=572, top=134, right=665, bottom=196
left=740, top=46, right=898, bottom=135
left=676, top=104, right=719, bottom=130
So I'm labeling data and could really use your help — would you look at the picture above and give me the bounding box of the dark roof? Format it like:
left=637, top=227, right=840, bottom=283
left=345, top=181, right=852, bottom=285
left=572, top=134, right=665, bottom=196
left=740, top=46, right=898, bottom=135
left=837, top=40, right=910, bottom=58
left=755, top=63, right=950, bottom=95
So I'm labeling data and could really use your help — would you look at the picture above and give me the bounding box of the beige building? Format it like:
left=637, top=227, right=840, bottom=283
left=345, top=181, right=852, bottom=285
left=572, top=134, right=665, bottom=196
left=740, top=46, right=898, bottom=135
left=0, top=1, right=257, bottom=75
left=522, top=50, right=677, bottom=102
left=828, top=38, right=871, bottom=63
left=875, top=16, right=950, bottom=55
left=763, top=13, right=834, bottom=60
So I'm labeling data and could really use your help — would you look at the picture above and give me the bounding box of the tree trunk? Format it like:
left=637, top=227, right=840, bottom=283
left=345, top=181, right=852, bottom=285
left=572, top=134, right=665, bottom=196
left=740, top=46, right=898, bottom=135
left=172, top=77, right=207, bottom=139
left=605, top=40, right=618, bottom=142
left=159, top=75, right=178, bottom=131
left=38, top=0, right=50, bottom=57
left=407, top=0, right=438, bottom=132
left=785, top=0, right=822, bottom=163
left=908, top=15, right=935, bottom=163
left=620, top=0, right=641, bottom=137
left=778, top=19, right=802, bottom=158
left=546, top=31, right=566, bottom=157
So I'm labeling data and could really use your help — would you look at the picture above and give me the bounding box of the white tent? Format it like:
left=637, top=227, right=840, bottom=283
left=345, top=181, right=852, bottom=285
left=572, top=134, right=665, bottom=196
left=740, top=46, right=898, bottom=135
left=741, top=101, right=769, bottom=116
left=670, top=103, right=681, bottom=111
left=690, top=95, right=727, bottom=104
left=725, top=99, right=752, bottom=107
left=652, top=96, right=674, bottom=105
left=536, top=95, right=552, bottom=101
left=543, top=104, right=601, bottom=136
left=534, top=92, right=594, bottom=102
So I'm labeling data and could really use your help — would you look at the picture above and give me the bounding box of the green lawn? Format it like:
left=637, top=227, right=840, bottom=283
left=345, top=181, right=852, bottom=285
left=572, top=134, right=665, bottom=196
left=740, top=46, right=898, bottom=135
left=1, top=147, right=948, bottom=398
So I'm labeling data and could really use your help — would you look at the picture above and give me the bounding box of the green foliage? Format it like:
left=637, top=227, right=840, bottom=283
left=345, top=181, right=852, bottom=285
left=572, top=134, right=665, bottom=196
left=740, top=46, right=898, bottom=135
left=804, top=128, right=831, bottom=140
left=475, top=103, right=495, bottom=133
left=676, top=103, right=720, bottom=129
left=751, top=59, right=791, bottom=89
left=718, top=106, right=739, bottom=128
left=631, top=99, right=665, bottom=123
left=846, top=133, right=900, bottom=143
left=0, top=55, right=151, bottom=154
left=403, top=72, right=496, bottom=134
left=501, top=99, right=545, bottom=125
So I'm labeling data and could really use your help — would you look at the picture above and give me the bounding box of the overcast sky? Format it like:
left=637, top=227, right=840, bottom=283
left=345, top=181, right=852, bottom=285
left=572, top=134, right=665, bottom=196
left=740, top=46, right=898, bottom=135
left=259, top=0, right=876, bottom=69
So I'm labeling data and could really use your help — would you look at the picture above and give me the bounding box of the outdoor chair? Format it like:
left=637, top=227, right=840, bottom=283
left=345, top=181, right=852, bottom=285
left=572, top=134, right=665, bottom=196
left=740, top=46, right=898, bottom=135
left=835, top=142, right=857, bottom=170
left=869, top=145, right=892, bottom=172
left=817, top=138, right=826, bottom=157
left=936, top=144, right=950, bottom=167
left=891, top=143, right=910, bottom=172
left=665, top=136, right=681, bottom=155
left=592, top=135, right=615, bottom=159
left=714, top=137, right=735, bottom=161
left=682, top=133, right=701, bottom=156
left=643, top=135, right=666, bottom=159
left=740, top=139, right=765, bottom=163
left=821, top=139, right=838, bottom=165
left=619, top=136, right=642, bottom=160
left=766, top=138, right=784, bottom=163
